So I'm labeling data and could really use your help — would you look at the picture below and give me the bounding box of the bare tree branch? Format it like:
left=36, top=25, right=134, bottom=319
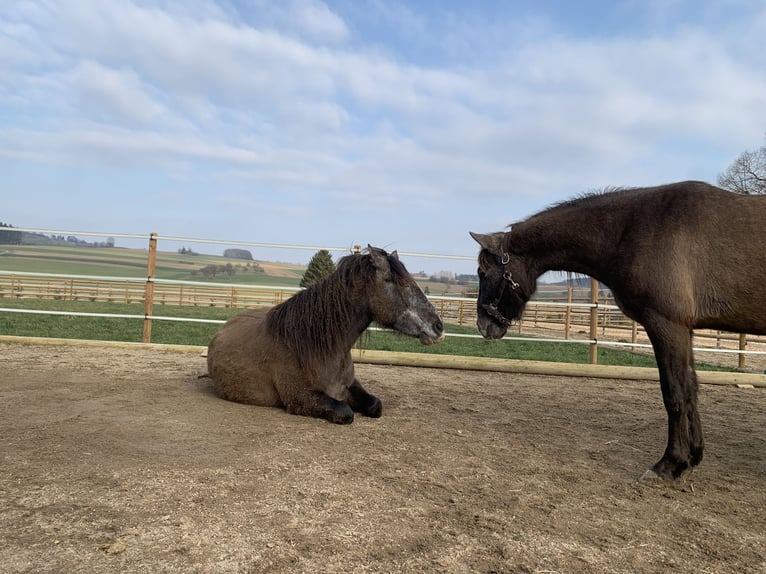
left=717, top=135, right=766, bottom=195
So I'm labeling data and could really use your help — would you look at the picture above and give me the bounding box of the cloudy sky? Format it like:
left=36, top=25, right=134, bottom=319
left=2, top=0, right=765, bottom=273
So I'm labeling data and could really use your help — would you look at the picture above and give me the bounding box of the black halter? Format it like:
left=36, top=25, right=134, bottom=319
left=480, top=252, right=519, bottom=326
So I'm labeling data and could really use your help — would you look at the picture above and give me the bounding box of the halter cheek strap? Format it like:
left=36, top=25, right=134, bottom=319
left=500, top=253, right=520, bottom=290
left=480, top=253, right=520, bottom=326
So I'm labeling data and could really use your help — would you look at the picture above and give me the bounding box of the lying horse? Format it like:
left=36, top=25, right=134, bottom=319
left=470, top=181, right=766, bottom=481
left=207, top=246, right=444, bottom=424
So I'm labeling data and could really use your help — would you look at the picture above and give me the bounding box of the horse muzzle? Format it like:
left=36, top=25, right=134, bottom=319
left=419, top=318, right=445, bottom=346
left=419, top=332, right=445, bottom=346
left=477, top=308, right=509, bottom=340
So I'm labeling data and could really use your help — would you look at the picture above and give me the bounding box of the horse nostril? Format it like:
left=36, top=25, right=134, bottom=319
left=434, top=319, right=444, bottom=334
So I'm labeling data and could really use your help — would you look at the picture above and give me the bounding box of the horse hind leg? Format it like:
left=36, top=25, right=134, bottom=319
left=687, top=364, right=704, bottom=467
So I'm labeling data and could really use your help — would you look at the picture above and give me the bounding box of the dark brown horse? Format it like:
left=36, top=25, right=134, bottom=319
left=470, top=180, right=766, bottom=481
left=207, top=246, right=444, bottom=424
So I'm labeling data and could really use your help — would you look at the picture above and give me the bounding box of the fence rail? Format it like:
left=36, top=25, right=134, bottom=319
left=3, top=271, right=766, bottom=367
left=2, top=228, right=766, bottom=371
left=0, top=275, right=297, bottom=308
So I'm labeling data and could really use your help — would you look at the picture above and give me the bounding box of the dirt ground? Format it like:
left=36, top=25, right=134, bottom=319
left=1, top=343, right=764, bottom=574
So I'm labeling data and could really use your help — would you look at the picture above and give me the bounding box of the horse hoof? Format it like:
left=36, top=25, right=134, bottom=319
left=326, top=405, right=355, bottom=425
left=638, top=469, right=663, bottom=484
left=363, top=397, right=382, bottom=418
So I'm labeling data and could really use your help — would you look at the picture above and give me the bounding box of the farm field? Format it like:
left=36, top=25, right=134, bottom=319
left=0, top=244, right=465, bottom=294
left=0, top=342, right=764, bottom=573
left=0, top=244, right=306, bottom=285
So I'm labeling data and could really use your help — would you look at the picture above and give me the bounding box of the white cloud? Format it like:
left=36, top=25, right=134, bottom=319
left=2, top=0, right=766, bottom=255
left=288, top=0, right=349, bottom=43
left=70, top=61, right=170, bottom=127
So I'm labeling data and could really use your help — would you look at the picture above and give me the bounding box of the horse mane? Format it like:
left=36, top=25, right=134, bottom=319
left=522, top=181, right=713, bottom=228
left=542, top=186, right=631, bottom=213
left=265, top=248, right=409, bottom=377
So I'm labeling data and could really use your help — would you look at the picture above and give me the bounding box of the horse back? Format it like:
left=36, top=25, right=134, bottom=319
left=616, top=185, right=766, bottom=334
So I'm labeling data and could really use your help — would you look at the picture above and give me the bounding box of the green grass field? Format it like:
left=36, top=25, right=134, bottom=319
left=0, top=297, right=732, bottom=371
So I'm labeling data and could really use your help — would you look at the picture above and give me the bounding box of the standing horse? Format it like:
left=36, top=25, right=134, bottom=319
left=470, top=181, right=766, bottom=481
left=207, top=246, right=444, bottom=424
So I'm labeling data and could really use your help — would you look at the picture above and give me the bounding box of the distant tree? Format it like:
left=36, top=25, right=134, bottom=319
left=718, top=134, right=766, bottom=195
left=0, top=222, right=21, bottom=245
left=300, top=249, right=336, bottom=288
left=200, top=264, right=218, bottom=279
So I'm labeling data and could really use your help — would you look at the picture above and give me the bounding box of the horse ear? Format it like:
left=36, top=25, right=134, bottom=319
left=469, top=231, right=505, bottom=254
left=390, top=250, right=399, bottom=261
left=368, top=245, right=388, bottom=269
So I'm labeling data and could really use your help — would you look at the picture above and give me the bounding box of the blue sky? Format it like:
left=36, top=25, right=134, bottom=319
left=2, top=0, right=765, bottom=274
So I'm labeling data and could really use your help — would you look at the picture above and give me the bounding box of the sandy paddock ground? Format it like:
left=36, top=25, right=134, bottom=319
left=0, top=342, right=764, bottom=573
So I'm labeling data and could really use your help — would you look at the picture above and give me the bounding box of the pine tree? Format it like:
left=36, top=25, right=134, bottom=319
left=300, top=249, right=336, bottom=288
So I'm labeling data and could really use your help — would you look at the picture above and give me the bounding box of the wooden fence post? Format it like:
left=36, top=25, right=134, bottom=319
left=739, top=333, right=747, bottom=369
left=564, top=286, right=572, bottom=340
left=631, top=321, right=638, bottom=350
left=142, top=233, right=158, bottom=344
left=589, top=277, right=599, bottom=364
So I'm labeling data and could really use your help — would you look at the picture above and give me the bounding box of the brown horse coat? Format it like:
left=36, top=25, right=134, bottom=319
left=207, top=246, right=444, bottom=424
left=472, top=181, right=766, bottom=480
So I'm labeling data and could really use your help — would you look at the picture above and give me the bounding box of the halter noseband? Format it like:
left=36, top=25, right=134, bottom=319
left=480, top=252, right=519, bottom=326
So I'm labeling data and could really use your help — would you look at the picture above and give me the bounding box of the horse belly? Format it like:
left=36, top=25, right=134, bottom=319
left=694, top=276, right=766, bottom=335
left=207, top=319, right=283, bottom=407
left=696, top=306, right=766, bottom=336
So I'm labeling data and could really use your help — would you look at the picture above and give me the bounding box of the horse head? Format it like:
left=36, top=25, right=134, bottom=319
left=367, top=245, right=444, bottom=345
left=470, top=231, right=533, bottom=340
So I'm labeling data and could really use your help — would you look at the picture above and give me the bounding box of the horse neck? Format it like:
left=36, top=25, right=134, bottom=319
left=513, top=202, right=624, bottom=282
left=284, top=272, right=373, bottom=353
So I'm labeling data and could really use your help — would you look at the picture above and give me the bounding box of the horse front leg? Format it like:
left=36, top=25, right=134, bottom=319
left=286, top=390, right=355, bottom=424
left=347, top=379, right=382, bottom=418
left=274, top=371, right=355, bottom=424
left=642, top=319, right=703, bottom=482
